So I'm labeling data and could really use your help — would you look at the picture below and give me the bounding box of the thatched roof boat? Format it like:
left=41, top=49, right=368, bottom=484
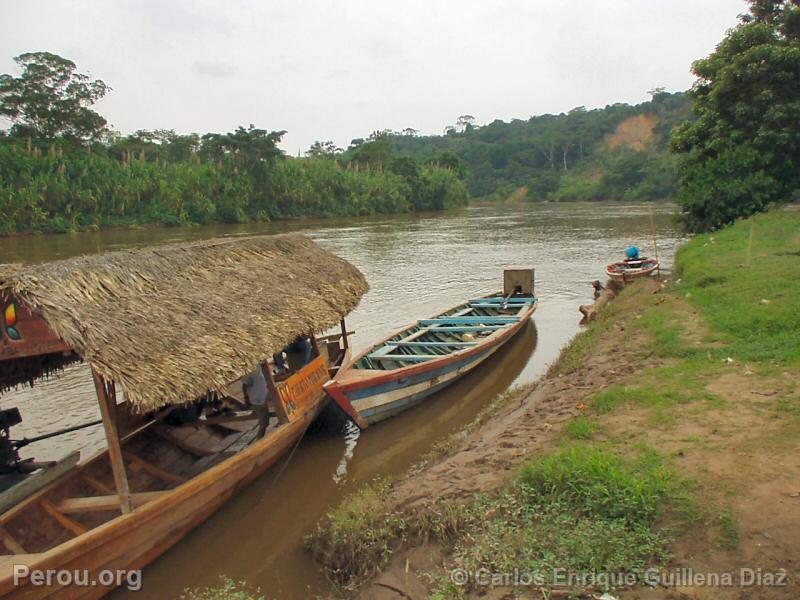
left=0, top=234, right=366, bottom=598
left=0, top=234, right=366, bottom=410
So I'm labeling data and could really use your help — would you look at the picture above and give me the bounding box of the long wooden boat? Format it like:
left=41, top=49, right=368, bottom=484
left=0, top=234, right=367, bottom=597
left=325, top=269, right=537, bottom=428
left=606, top=257, right=659, bottom=282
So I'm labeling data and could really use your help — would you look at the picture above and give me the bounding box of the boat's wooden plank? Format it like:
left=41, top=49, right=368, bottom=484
left=200, top=412, right=259, bottom=426
left=83, top=474, right=115, bottom=496
left=56, top=492, right=167, bottom=514
left=368, top=345, right=398, bottom=358
left=0, top=525, right=25, bottom=554
left=125, top=452, right=186, bottom=485
left=0, top=451, right=80, bottom=515
left=129, top=432, right=192, bottom=482
left=419, top=316, right=519, bottom=325
left=153, top=426, right=215, bottom=457
left=386, top=341, right=477, bottom=348
left=40, top=498, right=87, bottom=536
left=180, top=425, right=261, bottom=479
left=221, top=427, right=258, bottom=456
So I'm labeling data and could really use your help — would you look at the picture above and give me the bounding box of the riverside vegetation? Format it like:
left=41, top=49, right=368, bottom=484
left=307, top=208, right=800, bottom=598
left=0, top=53, right=468, bottom=235
left=0, top=137, right=468, bottom=235
left=0, top=49, right=689, bottom=236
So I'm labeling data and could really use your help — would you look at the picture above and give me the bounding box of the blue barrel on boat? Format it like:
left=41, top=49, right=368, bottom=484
left=626, top=246, right=640, bottom=260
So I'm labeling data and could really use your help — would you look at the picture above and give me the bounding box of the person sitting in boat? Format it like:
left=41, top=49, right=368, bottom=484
left=624, top=245, right=643, bottom=269
left=273, top=335, right=313, bottom=374
left=242, top=365, right=271, bottom=438
left=165, top=396, right=214, bottom=426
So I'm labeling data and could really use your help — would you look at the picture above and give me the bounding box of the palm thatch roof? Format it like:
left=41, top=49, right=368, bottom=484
left=0, top=234, right=368, bottom=411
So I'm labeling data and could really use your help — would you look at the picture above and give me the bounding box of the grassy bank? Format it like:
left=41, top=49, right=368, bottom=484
left=307, top=208, right=800, bottom=598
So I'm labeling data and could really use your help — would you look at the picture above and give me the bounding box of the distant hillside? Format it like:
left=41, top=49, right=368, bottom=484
left=345, top=91, right=692, bottom=202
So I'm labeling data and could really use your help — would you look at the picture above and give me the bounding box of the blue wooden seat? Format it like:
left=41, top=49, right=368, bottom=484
left=367, top=354, right=438, bottom=362
left=469, top=302, right=532, bottom=309
left=386, top=341, right=477, bottom=348
left=468, top=297, right=532, bottom=304
left=419, top=316, right=519, bottom=325
left=418, top=325, right=506, bottom=333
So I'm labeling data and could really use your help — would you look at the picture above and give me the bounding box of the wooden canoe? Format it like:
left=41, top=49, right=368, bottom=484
left=606, top=257, right=659, bottom=282
left=325, top=288, right=537, bottom=428
left=0, top=334, right=350, bottom=598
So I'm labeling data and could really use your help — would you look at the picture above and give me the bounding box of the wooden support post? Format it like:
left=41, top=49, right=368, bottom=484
left=649, top=206, right=660, bottom=277
left=340, top=318, right=349, bottom=350
left=92, top=370, right=133, bottom=514
left=83, top=474, right=115, bottom=495
left=40, top=498, right=88, bottom=536
left=0, top=525, right=26, bottom=554
left=263, top=362, right=289, bottom=425
left=125, top=452, right=185, bottom=485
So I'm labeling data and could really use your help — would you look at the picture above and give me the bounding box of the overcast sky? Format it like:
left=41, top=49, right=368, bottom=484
left=1, top=0, right=742, bottom=154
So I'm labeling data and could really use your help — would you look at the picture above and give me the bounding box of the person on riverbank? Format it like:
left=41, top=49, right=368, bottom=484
left=242, top=365, right=270, bottom=438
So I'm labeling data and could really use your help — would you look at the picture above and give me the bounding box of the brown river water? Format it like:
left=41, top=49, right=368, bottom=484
left=0, top=202, right=683, bottom=598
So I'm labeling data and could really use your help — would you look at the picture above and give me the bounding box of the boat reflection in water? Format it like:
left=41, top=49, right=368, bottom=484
left=116, top=319, right=538, bottom=600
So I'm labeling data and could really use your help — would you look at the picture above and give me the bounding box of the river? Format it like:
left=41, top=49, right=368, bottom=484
left=0, top=201, right=683, bottom=598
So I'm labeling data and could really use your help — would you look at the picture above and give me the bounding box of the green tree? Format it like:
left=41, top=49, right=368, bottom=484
left=200, top=125, right=285, bottom=166
left=349, top=130, right=392, bottom=166
left=456, top=114, right=475, bottom=133
left=670, top=0, right=800, bottom=231
left=306, top=140, right=342, bottom=158
left=0, top=52, right=110, bottom=142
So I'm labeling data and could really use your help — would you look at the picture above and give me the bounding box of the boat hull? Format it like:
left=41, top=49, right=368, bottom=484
left=325, top=296, right=536, bottom=427
left=606, top=259, right=659, bottom=282
left=350, top=341, right=504, bottom=425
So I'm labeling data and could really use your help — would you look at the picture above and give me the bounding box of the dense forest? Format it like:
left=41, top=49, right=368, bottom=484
left=342, top=90, right=692, bottom=203
left=0, top=53, right=467, bottom=235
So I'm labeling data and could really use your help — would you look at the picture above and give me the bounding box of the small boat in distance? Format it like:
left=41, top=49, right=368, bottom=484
left=324, top=269, right=538, bottom=428
left=606, top=257, right=659, bottom=282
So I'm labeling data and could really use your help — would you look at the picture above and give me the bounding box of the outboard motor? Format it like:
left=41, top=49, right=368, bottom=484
left=0, top=407, right=23, bottom=474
